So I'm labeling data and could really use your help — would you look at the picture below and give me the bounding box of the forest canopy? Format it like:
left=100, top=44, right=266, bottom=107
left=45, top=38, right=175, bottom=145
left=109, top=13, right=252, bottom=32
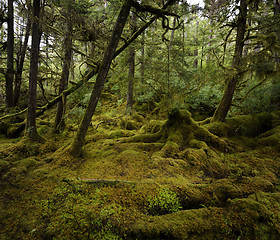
left=0, top=0, right=279, bottom=146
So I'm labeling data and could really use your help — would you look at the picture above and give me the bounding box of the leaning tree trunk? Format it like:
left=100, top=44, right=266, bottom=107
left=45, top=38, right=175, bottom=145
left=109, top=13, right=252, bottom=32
left=14, top=18, right=31, bottom=107
left=70, top=0, right=133, bottom=157
left=5, top=0, right=14, bottom=109
left=212, top=0, right=247, bottom=122
left=53, top=0, right=73, bottom=133
left=126, top=11, right=136, bottom=115
left=26, top=0, right=41, bottom=141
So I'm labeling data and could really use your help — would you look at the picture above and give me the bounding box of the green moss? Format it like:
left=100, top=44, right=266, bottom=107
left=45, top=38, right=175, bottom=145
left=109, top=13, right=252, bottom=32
left=189, top=139, right=208, bottom=151
left=140, top=120, right=163, bottom=134
left=258, top=126, right=280, bottom=149
left=37, top=125, right=50, bottom=135
left=0, top=160, right=9, bottom=173
left=225, top=112, right=276, bottom=137
left=16, top=157, right=38, bottom=169
left=108, top=129, right=134, bottom=139
left=147, top=187, right=182, bottom=215
left=130, top=207, right=226, bottom=240
left=120, top=118, right=140, bottom=130
left=6, top=122, right=25, bottom=138
left=161, top=141, right=180, bottom=158
left=204, top=121, right=230, bottom=137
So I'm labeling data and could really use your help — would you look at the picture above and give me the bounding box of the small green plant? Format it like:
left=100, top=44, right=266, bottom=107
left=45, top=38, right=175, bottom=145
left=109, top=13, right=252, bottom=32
left=147, top=187, right=182, bottom=215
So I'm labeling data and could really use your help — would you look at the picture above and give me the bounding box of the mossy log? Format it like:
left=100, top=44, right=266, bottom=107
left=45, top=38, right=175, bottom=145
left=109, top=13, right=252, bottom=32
left=129, top=192, right=280, bottom=240
left=120, top=109, right=231, bottom=154
left=78, top=178, right=137, bottom=185
left=204, top=112, right=279, bottom=137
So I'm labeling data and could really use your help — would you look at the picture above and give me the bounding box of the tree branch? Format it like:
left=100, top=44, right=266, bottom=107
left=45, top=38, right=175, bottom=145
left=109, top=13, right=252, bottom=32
left=131, top=1, right=179, bottom=18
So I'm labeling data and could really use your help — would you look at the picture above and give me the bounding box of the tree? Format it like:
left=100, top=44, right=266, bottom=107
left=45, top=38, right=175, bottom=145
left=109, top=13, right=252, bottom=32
left=53, top=0, right=74, bottom=132
left=26, top=0, right=41, bottom=140
left=14, top=17, right=31, bottom=107
left=70, top=0, right=179, bottom=156
left=70, top=0, right=133, bottom=156
left=126, top=11, right=136, bottom=115
left=5, top=0, right=14, bottom=108
left=212, top=0, right=248, bottom=122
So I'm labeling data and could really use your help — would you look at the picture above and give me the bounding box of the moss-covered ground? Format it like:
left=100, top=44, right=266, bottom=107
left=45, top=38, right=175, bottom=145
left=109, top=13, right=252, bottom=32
left=1, top=107, right=280, bottom=239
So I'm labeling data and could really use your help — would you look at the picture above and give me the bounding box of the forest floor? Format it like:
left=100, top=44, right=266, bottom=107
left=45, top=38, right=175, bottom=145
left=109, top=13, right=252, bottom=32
left=0, top=103, right=280, bottom=240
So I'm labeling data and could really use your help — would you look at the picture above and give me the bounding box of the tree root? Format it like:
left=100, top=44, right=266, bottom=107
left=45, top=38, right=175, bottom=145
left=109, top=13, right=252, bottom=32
left=120, top=109, right=232, bottom=155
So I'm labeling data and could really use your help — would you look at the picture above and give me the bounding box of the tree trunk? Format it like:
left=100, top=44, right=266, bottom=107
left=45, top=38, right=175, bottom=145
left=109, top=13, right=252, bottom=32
left=26, top=0, right=41, bottom=140
left=5, top=0, right=14, bottom=109
left=167, top=17, right=176, bottom=96
left=275, top=0, right=280, bottom=15
left=70, top=0, right=132, bottom=157
left=14, top=18, right=31, bottom=107
left=53, top=1, right=73, bottom=132
left=274, top=0, right=279, bottom=63
left=193, top=20, right=199, bottom=68
left=126, top=11, right=136, bottom=115
left=212, top=0, right=247, bottom=122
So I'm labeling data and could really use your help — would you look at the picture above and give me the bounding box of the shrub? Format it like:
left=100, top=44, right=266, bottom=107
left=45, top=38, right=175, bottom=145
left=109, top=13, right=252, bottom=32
left=147, top=187, right=182, bottom=215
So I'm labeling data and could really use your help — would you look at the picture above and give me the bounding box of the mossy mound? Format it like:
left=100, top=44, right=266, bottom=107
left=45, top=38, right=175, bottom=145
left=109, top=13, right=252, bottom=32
left=129, top=192, right=280, bottom=240
left=258, top=126, right=280, bottom=149
left=205, top=112, right=279, bottom=138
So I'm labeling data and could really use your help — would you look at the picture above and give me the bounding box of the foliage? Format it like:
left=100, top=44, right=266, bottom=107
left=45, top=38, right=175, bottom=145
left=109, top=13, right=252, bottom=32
left=147, top=187, right=182, bottom=215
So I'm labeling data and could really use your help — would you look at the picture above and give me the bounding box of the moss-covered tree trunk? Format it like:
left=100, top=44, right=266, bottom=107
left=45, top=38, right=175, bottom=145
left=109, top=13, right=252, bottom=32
left=26, top=0, right=41, bottom=141
left=5, top=0, right=14, bottom=109
left=53, top=0, right=73, bottom=133
left=212, top=0, right=247, bottom=122
left=70, top=0, right=132, bottom=157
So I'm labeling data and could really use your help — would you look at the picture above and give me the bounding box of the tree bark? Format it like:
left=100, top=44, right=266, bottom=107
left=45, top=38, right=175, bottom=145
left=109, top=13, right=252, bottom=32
left=274, top=0, right=280, bottom=63
left=126, top=11, right=136, bottom=115
left=26, top=0, right=41, bottom=140
left=14, top=18, right=31, bottom=107
left=212, top=0, right=247, bottom=122
left=70, top=0, right=133, bottom=157
left=5, top=0, right=14, bottom=109
left=53, top=1, right=73, bottom=132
